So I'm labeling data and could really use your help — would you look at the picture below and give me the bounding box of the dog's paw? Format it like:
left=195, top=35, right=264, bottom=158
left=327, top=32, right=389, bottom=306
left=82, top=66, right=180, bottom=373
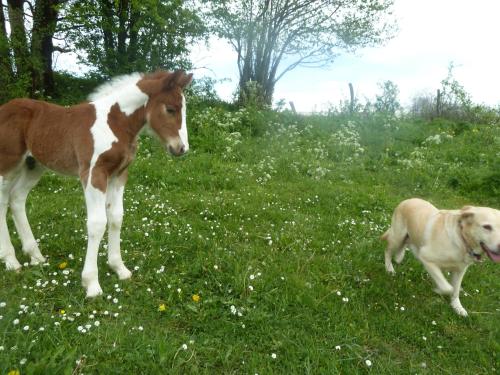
left=451, top=299, right=468, bottom=317
left=434, top=286, right=453, bottom=295
left=385, top=262, right=395, bottom=274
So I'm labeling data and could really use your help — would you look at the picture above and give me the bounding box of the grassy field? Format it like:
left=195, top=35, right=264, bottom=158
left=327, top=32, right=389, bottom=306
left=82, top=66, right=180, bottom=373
left=0, top=109, right=499, bottom=374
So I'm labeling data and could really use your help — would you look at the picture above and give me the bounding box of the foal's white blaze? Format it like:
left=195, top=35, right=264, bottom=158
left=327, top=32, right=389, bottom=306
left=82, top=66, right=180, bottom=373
left=180, top=94, right=189, bottom=152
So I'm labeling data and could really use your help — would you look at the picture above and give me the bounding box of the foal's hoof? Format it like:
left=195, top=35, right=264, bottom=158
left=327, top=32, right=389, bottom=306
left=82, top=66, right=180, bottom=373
left=30, top=254, right=46, bottom=266
left=4, top=258, right=22, bottom=272
left=85, top=284, right=104, bottom=298
left=117, top=267, right=132, bottom=280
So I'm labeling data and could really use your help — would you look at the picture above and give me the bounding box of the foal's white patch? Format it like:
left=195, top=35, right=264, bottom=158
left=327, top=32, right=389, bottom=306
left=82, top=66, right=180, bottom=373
left=88, top=73, right=148, bottom=115
left=87, top=73, right=149, bottom=187
left=87, top=103, right=118, bottom=187
left=180, top=94, right=189, bottom=151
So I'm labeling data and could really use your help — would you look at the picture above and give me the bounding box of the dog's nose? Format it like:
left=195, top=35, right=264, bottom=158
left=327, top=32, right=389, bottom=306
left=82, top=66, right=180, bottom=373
left=179, top=144, right=186, bottom=155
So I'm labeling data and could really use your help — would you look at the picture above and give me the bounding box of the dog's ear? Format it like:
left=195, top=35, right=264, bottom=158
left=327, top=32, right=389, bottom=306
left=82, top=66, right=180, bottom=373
left=460, top=206, right=475, bottom=225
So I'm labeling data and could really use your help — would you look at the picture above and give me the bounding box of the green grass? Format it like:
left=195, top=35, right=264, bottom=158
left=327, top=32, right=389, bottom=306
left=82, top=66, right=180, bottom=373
left=0, top=112, right=499, bottom=374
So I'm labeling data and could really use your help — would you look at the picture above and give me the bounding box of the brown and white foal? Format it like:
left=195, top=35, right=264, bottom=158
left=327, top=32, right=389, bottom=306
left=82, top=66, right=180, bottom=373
left=0, top=70, right=192, bottom=297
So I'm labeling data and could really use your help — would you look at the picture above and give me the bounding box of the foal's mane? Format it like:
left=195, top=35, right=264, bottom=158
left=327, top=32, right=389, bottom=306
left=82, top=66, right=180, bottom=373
left=88, top=72, right=144, bottom=101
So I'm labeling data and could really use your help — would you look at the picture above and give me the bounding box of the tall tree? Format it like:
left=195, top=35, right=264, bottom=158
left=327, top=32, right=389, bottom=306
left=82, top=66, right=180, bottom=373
left=375, top=80, right=401, bottom=115
left=64, top=0, right=206, bottom=77
left=2, top=0, right=64, bottom=98
left=7, top=0, right=30, bottom=82
left=31, top=0, right=62, bottom=96
left=208, top=0, right=396, bottom=105
left=0, top=0, right=13, bottom=97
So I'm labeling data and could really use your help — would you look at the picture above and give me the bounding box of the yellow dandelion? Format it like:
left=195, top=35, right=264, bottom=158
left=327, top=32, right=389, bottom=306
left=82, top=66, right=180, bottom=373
left=59, top=309, right=65, bottom=315
left=58, top=261, right=67, bottom=270
left=8, top=370, right=20, bottom=375
left=192, top=294, right=200, bottom=303
left=158, top=303, right=167, bottom=312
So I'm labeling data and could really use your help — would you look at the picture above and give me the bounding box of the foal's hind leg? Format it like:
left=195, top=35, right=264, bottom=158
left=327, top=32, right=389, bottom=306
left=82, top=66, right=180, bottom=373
left=9, top=164, right=45, bottom=265
left=0, top=174, right=22, bottom=270
left=106, top=173, right=132, bottom=280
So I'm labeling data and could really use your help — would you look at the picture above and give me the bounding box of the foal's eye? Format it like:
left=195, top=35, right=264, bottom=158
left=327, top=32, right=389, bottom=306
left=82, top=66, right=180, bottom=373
left=483, top=224, right=492, bottom=231
left=165, top=106, right=176, bottom=115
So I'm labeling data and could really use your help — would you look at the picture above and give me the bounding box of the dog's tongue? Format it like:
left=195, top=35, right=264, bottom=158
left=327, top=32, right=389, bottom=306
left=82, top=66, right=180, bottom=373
left=484, top=248, right=500, bottom=263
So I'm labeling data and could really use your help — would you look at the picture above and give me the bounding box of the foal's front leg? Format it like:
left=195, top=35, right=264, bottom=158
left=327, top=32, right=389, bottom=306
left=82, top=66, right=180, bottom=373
left=106, top=173, right=132, bottom=280
left=82, top=184, right=107, bottom=297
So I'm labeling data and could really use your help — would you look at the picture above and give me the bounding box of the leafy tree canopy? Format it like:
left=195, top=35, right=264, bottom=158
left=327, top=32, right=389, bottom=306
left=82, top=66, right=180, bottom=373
left=206, top=0, right=397, bottom=105
left=63, top=0, right=206, bottom=76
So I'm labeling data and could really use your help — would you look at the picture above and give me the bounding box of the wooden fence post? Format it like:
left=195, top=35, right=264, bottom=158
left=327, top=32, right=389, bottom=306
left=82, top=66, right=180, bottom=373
left=349, top=83, right=354, bottom=113
left=436, top=89, right=442, bottom=117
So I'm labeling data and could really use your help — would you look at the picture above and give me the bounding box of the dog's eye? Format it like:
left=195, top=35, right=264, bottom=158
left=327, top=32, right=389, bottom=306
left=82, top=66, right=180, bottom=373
left=483, top=224, right=492, bottom=231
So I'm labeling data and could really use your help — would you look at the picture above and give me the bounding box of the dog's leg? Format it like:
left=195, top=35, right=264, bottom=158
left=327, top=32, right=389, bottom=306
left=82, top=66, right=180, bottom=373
left=420, top=257, right=454, bottom=295
left=384, top=249, right=395, bottom=273
left=0, top=174, right=22, bottom=270
left=394, top=245, right=407, bottom=264
left=106, top=172, right=132, bottom=280
left=450, top=267, right=468, bottom=317
left=384, top=231, right=407, bottom=274
left=9, top=165, right=45, bottom=265
left=81, top=183, right=107, bottom=298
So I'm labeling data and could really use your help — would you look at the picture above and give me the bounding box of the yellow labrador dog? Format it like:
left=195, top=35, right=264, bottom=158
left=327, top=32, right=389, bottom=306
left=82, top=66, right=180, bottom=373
left=382, top=198, right=500, bottom=316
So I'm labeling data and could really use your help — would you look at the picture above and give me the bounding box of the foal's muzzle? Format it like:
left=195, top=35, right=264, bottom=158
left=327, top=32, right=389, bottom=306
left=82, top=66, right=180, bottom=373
left=167, top=143, right=186, bottom=157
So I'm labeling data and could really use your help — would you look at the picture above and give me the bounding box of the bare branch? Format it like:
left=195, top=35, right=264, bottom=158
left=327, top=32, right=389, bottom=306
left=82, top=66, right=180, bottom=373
left=53, top=45, right=71, bottom=53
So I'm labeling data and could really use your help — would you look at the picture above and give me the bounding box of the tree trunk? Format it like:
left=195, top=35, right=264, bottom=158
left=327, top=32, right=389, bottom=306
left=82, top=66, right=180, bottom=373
left=101, top=0, right=116, bottom=75
left=7, top=0, right=31, bottom=87
left=116, top=0, right=129, bottom=73
left=0, top=0, right=13, bottom=95
left=32, top=0, right=59, bottom=97
left=127, top=5, right=139, bottom=70
left=349, top=83, right=354, bottom=113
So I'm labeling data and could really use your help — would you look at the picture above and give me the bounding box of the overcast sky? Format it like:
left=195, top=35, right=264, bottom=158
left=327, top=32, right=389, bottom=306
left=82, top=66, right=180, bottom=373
left=188, top=0, right=500, bottom=112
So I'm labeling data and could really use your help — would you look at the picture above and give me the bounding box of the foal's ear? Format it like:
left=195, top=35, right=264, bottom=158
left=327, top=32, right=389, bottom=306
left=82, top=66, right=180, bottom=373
left=162, top=70, right=193, bottom=90
left=137, top=77, right=163, bottom=96
left=180, top=73, right=193, bottom=89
